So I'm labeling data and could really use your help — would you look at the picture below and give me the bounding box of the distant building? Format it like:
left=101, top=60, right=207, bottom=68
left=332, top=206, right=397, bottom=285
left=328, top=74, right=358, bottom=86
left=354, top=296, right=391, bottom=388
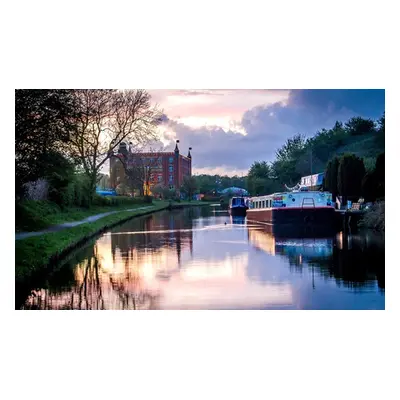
left=110, top=140, right=192, bottom=194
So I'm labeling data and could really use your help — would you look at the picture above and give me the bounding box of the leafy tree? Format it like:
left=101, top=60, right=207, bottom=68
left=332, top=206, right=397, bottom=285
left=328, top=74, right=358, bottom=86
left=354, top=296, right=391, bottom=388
left=44, top=151, right=76, bottom=206
left=180, top=176, right=198, bottom=200
left=247, top=161, right=280, bottom=195
left=361, top=172, right=377, bottom=202
left=275, top=134, right=306, bottom=162
left=377, top=113, right=385, bottom=134
left=15, top=89, right=77, bottom=196
left=345, top=117, right=376, bottom=136
left=338, top=153, right=366, bottom=205
left=272, top=134, right=309, bottom=186
left=324, top=156, right=339, bottom=201
left=375, top=152, right=385, bottom=199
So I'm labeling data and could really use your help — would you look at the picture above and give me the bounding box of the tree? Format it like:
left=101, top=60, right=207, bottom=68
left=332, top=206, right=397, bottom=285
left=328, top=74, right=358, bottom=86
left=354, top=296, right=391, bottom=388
left=338, top=153, right=366, bottom=206
left=247, top=161, right=280, bottom=195
left=180, top=176, right=197, bottom=200
left=272, top=134, right=308, bottom=186
left=275, top=134, right=307, bottom=162
left=345, top=117, right=376, bottom=136
left=377, top=113, right=385, bottom=135
left=15, top=89, right=78, bottom=196
left=324, top=156, right=339, bottom=201
left=112, top=148, right=162, bottom=197
left=361, top=172, right=377, bottom=202
left=375, top=152, right=385, bottom=199
left=68, top=89, right=162, bottom=200
left=151, top=184, right=164, bottom=198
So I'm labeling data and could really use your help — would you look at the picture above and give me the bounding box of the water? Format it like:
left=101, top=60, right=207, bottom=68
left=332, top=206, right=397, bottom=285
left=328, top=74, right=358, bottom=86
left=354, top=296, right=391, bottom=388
left=18, top=207, right=385, bottom=310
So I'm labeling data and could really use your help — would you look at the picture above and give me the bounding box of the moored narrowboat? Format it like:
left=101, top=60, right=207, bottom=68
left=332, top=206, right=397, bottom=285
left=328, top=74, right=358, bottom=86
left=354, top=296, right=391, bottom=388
left=246, top=187, right=335, bottom=228
left=229, top=196, right=248, bottom=217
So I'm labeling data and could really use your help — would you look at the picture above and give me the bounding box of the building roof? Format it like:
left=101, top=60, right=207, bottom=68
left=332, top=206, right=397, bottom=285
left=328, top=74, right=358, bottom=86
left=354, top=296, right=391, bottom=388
left=220, top=187, right=249, bottom=195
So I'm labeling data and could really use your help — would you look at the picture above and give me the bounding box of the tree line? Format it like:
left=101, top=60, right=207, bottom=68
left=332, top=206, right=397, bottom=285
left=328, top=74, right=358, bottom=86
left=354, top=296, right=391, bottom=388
left=246, top=114, right=385, bottom=197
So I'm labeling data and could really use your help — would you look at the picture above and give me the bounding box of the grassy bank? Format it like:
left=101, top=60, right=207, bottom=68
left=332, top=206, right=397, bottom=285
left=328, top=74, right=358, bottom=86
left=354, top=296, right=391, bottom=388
left=15, top=198, right=153, bottom=232
left=16, top=198, right=213, bottom=232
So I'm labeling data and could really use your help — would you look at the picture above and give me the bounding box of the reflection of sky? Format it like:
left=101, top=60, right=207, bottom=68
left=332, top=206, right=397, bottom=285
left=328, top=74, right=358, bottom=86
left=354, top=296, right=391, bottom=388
left=23, top=213, right=384, bottom=310
left=96, top=222, right=294, bottom=309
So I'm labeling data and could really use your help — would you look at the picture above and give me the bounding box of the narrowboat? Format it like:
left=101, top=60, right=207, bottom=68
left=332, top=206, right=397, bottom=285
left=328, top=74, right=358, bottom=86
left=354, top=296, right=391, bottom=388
left=229, top=196, right=248, bottom=217
left=246, top=187, right=335, bottom=228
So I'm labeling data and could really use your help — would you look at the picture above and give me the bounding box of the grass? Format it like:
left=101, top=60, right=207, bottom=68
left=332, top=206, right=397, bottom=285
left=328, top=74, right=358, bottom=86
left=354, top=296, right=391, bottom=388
left=16, top=199, right=151, bottom=232
left=16, top=199, right=213, bottom=232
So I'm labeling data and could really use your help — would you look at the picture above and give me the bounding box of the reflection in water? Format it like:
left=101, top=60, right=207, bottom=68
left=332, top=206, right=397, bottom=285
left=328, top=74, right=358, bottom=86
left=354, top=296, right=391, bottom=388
left=20, top=207, right=384, bottom=310
left=247, top=225, right=385, bottom=291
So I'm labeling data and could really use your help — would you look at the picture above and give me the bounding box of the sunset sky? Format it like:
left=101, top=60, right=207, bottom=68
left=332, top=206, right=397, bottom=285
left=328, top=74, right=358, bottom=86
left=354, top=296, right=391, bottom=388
left=148, top=89, right=385, bottom=177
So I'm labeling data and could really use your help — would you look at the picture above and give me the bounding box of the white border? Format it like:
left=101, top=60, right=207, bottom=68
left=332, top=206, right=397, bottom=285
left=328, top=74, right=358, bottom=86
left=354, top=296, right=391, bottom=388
left=1, top=1, right=397, bottom=400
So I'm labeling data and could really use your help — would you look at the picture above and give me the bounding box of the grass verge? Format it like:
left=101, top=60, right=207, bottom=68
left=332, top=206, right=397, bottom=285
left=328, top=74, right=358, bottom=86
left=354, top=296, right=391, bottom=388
left=16, top=199, right=153, bottom=232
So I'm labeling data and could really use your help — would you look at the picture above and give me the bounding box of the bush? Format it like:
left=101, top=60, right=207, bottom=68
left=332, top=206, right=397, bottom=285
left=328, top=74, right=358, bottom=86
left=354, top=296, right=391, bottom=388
left=16, top=200, right=61, bottom=231
left=92, top=195, right=150, bottom=207
left=359, top=202, right=385, bottom=231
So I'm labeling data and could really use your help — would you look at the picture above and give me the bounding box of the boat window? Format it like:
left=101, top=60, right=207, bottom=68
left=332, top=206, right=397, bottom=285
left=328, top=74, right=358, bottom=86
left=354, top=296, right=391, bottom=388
left=262, top=200, right=265, bottom=208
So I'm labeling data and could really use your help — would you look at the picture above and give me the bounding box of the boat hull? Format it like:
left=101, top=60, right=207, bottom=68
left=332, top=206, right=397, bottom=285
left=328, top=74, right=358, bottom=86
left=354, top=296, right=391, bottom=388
left=246, top=207, right=335, bottom=227
left=229, top=206, right=248, bottom=217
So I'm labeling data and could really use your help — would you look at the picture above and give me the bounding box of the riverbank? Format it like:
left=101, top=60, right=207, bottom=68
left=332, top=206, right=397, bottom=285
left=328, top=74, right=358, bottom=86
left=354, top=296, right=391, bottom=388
left=16, top=198, right=153, bottom=232
left=15, top=200, right=213, bottom=288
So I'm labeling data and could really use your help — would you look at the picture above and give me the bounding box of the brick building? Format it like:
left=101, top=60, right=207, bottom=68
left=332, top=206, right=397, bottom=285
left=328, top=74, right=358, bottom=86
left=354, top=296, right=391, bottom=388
left=110, top=140, right=192, bottom=194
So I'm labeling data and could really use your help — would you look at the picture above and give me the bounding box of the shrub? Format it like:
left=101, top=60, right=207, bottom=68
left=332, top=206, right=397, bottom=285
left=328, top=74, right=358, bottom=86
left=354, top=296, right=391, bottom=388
left=15, top=200, right=61, bottom=231
left=359, top=202, right=385, bottom=231
left=92, top=195, right=150, bottom=207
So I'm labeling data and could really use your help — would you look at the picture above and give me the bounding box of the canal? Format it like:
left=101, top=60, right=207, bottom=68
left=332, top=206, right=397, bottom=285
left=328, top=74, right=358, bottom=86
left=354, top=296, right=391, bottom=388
left=18, top=206, right=385, bottom=310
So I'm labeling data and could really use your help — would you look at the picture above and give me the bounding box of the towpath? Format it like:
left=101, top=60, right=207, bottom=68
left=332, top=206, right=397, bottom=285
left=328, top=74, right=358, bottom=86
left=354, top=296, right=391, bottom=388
left=15, top=206, right=154, bottom=241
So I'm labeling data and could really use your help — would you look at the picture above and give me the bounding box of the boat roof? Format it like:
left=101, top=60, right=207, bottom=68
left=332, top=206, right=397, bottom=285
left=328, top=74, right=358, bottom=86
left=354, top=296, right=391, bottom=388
left=250, top=190, right=331, bottom=200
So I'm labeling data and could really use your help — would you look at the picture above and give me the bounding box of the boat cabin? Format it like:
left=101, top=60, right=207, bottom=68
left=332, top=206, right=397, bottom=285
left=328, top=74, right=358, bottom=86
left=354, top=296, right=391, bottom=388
left=248, top=190, right=333, bottom=210
left=229, top=197, right=247, bottom=208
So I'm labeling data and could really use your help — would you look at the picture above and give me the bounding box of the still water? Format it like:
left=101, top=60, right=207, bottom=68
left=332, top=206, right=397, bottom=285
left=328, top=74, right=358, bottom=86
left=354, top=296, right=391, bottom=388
left=19, top=207, right=385, bottom=310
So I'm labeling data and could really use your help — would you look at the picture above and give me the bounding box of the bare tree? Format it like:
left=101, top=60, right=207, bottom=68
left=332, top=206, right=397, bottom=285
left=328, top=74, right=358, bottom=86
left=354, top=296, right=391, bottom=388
left=112, top=147, right=164, bottom=197
left=67, top=89, right=162, bottom=198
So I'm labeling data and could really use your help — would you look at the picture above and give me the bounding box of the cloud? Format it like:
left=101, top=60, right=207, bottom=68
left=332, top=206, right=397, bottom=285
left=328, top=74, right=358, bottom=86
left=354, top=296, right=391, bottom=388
left=157, top=89, right=385, bottom=176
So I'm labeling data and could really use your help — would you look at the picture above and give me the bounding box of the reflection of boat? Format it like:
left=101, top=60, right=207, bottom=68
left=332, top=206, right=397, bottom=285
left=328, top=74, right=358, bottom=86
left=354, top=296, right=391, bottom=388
left=231, top=216, right=246, bottom=225
left=250, top=220, right=336, bottom=238
left=246, top=188, right=335, bottom=229
left=229, top=197, right=248, bottom=217
left=247, top=225, right=333, bottom=260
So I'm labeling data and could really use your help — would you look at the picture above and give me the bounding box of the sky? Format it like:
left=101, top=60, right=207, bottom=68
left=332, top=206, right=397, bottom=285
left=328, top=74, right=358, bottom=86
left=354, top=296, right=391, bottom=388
left=149, top=89, right=385, bottom=177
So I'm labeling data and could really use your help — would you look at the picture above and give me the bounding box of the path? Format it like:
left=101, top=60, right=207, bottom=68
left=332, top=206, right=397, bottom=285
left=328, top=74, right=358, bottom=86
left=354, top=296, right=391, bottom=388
left=15, top=206, right=154, bottom=241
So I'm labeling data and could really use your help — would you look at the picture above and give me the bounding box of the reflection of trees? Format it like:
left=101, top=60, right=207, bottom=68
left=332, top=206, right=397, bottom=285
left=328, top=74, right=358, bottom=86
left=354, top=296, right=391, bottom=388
left=22, top=243, right=160, bottom=310
left=110, top=210, right=194, bottom=268
left=22, top=209, right=199, bottom=309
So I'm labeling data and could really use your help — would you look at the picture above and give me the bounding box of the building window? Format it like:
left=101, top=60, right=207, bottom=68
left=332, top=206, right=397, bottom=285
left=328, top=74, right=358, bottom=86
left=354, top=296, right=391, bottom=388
left=169, top=157, right=174, bottom=163
left=169, top=175, right=173, bottom=182
left=169, top=165, right=173, bottom=172
left=158, top=175, right=162, bottom=182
